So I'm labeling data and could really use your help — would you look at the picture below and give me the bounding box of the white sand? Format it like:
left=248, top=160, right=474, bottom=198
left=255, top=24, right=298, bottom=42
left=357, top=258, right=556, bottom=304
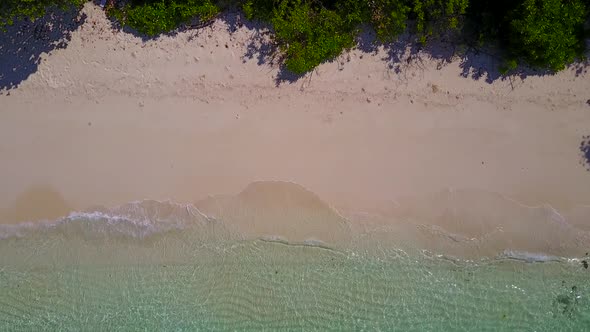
left=1, top=4, right=589, bottom=255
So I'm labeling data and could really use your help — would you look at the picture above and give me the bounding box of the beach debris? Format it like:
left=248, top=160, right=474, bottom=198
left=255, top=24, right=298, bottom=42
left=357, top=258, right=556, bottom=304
left=582, top=260, right=588, bottom=269
left=431, top=84, right=440, bottom=93
left=366, top=97, right=371, bottom=103
left=88, top=122, right=92, bottom=126
left=586, top=99, right=590, bottom=106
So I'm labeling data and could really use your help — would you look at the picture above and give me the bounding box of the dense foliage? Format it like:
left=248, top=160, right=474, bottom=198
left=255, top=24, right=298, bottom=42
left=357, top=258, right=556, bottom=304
left=241, top=0, right=588, bottom=73
left=468, top=0, right=588, bottom=72
left=244, top=0, right=358, bottom=73
left=508, top=0, right=587, bottom=71
left=241, top=0, right=470, bottom=73
left=0, top=0, right=84, bottom=28
left=109, top=0, right=219, bottom=36
left=412, top=0, right=469, bottom=43
left=2, top=0, right=589, bottom=74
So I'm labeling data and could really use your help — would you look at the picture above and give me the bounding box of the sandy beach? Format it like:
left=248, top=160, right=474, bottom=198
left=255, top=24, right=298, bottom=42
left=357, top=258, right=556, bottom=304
left=1, top=3, right=590, bottom=256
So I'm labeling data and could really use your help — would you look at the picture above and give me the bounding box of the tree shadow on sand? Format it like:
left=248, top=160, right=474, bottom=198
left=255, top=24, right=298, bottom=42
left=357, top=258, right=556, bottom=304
left=220, top=11, right=305, bottom=86
left=99, top=7, right=590, bottom=86
left=104, top=9, right=309, bottom=85
left=354, top=29, right=582, bottom=85
left=0, top=7, right=86, bottom=92
left=228, top=19, right=589, bottom=86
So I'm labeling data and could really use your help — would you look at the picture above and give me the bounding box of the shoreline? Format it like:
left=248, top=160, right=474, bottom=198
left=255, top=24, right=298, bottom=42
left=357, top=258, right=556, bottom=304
left=1, top=180, right=589, bottom=259
left=1, top=4, right=590, bottom=258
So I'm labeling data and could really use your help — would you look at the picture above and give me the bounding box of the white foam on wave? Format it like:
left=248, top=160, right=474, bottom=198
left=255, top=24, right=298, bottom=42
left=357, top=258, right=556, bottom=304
left=498, top=250, right=588, bottom=265
left=260, top=235, right=289, bottom=243
left=0, top=200, right=215, bottom=240
left=499, top=250, right=563, bottom=263
left=1, top=185, right=588, bottom=261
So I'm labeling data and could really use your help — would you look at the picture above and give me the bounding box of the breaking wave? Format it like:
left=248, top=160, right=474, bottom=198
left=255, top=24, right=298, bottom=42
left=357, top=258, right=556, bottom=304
left=0, top=182, right=588, bottom=260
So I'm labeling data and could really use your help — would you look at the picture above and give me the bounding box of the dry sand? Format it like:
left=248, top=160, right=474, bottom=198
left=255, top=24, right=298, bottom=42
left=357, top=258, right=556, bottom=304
left=1, top=4, right=590, bottom=256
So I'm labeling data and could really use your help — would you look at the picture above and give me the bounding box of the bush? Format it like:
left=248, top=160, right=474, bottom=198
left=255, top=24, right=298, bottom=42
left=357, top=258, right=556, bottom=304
left=367, top=0, right=410, bottom=42
left=5, top=0, right=590, bottom=74
left=411, top=0, right=469, bottom=43
left=243, top=0, right=359, bottom=74
left=269, top=0, right=356, bottom=74
left=508, top=0, right=587, bottom=71
left=112, top=0, right=219, bottom=36
left=468, top=0, right=588, bottom=71
left=242, top=0, right=275, bottom=21
left=1, top=0, right=85, bottom=28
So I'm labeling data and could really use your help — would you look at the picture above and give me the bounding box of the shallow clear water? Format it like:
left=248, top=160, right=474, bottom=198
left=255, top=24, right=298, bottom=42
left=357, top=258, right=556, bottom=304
left=0, top=198, right=589, bottom=331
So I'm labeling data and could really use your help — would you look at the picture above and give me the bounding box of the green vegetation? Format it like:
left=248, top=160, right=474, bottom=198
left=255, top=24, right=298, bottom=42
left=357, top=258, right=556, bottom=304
left=412, top=0, right=469, bottom=43
left=0, top=0, right=84, bottom=29
left=366, top=0, right=410, bottom=42
left=468, top=0, right=589, bottom=73
left=508, top=0, right=587, bottom=71
left=242, top=0, right=471, bottom=72
left=108, top=0, right=219, bottom=36
left=244, top=0, right=358, bottom=73
left=240, top=0, right=588, bottom=73
left=2, top=0, right=589, bottom=74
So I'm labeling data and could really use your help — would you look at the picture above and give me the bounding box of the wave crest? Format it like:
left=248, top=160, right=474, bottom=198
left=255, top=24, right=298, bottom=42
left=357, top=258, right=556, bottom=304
left=0, top=199, right=216, bottom=240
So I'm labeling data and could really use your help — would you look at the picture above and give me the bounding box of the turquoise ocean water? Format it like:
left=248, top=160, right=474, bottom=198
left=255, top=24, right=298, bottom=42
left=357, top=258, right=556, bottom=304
left=0, top=196, right=589, bottom=331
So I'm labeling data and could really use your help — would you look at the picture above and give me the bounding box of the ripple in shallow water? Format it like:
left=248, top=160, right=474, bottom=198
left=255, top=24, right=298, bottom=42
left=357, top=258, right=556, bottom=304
left=0, top=239, right=589, bottom=331
left=0, top=181, right=589, bottom=330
